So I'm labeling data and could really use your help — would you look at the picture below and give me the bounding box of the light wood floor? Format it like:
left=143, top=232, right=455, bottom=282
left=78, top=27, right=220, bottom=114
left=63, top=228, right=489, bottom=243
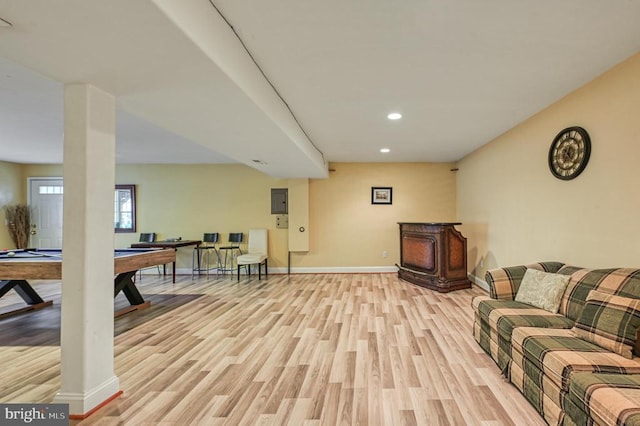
left=0, top=273, right=544, bottom=425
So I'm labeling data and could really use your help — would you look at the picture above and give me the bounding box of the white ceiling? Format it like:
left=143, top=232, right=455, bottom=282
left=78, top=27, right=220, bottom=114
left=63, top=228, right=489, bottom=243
left=0, top=1, right=639, bottom=178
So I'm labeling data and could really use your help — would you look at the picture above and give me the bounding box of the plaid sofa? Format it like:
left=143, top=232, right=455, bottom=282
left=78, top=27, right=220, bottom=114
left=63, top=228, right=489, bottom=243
left=472, top=263, right=640, bottom=426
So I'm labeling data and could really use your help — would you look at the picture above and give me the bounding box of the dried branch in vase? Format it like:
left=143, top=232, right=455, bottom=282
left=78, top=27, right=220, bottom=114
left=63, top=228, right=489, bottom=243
left=3, top=204, right=31, bottom=249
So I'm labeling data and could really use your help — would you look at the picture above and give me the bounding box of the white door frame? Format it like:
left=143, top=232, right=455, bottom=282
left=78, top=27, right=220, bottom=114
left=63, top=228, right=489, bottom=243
left=28, top=176, right=64, bottom=248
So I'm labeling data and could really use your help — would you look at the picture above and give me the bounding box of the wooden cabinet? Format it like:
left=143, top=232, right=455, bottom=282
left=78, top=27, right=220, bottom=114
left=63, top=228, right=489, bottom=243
left=397, top=222, right=471, bottom=292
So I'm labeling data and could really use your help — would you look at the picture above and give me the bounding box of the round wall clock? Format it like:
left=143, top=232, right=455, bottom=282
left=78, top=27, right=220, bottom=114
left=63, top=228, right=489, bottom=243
left=548, top=126, right=591, bottom=180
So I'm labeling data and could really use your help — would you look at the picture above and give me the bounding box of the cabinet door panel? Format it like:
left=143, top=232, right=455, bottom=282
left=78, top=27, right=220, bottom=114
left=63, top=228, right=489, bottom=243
left=402, top=234, right=437, bottom=273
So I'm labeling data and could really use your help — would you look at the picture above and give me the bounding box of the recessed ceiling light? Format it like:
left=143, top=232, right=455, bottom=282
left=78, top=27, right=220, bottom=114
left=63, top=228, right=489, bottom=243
left=380, top=148, right=390, bottom=153
left=387, top=112, right=402, bottom=120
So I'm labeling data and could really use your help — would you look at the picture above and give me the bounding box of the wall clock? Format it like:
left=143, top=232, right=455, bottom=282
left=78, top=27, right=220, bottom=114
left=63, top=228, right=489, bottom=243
left=548, top=126, right=591, bottom=180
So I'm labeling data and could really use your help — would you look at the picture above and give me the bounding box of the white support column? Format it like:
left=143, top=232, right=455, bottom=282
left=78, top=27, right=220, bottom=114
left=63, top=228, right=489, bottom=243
left=53, top=84, right=120, bottom=417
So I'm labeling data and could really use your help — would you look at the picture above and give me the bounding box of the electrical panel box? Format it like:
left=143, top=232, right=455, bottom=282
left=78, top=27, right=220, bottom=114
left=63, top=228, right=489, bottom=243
left=271, top=188, right=288, bottom=214
left=276, top=214, right=289, bottom=229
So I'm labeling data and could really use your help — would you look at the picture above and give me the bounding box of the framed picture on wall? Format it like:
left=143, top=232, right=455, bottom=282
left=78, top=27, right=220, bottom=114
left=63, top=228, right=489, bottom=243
left=371, top=187, right=392, bottom=205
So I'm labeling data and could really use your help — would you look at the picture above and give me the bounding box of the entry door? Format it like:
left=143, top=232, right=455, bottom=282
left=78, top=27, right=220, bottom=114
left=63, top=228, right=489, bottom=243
left=29, top=178, right=64, bottom=248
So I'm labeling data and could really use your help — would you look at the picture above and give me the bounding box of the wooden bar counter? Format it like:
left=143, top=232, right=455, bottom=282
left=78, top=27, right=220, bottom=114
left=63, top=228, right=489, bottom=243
left=397, top=222, right=471, bottom=292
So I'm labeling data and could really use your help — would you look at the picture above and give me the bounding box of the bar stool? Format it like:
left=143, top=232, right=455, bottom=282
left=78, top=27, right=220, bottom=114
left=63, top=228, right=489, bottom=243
left=218, top=232, right=243, bottom=274
left=192, top=233, right=221, bottom=278
left=137, top=232, right=161, bottom=279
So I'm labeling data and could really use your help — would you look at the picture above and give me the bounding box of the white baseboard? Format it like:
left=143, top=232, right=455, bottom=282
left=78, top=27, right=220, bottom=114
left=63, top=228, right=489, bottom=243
left=157, top=268, right=490, bottom=285
left=284, top=266, right=398, bottom=274
left=53, top=375, right=120, bottom=417
left=469, top=273, right=489, bottom=292
left=172, top=266, right=399, bottom=275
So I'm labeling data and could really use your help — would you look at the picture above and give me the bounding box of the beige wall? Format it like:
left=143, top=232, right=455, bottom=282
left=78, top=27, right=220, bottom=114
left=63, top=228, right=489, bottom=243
left=16, top=163, right=287, bottom=268
left=458, top=53, right=640, bottom=283
left=0, top=160, right=26, bottom=249
left=114, top=164, right=289, bottom=269
left=299, top=162, right=457, bottom=269
left=13, top=162, right=456, bottom=271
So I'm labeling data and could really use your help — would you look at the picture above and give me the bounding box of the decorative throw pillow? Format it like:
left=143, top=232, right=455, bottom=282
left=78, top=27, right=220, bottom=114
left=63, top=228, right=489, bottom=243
left=514, top=269, right=570, bottom=313
left=572, top=290, right=640, bottom=359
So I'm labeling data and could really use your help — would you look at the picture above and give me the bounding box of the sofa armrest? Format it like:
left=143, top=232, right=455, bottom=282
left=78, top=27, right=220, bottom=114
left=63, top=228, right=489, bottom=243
left=485, top=261, right=565, bottom=300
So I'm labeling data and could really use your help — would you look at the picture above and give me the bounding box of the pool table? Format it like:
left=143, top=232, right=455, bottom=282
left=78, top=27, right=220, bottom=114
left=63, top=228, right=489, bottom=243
left=0, top=248, right=176, bottom=318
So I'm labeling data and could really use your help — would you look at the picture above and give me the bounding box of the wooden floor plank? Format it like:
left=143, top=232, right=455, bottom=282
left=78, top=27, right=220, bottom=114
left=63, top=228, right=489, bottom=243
left=0, top=273, right=546, bottom=425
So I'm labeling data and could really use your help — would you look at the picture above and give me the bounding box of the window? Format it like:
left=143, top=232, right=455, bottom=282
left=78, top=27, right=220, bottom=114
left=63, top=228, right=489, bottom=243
left=114, top=185, right=136, bottom=233
left=38, top=185, right=64, bottom=194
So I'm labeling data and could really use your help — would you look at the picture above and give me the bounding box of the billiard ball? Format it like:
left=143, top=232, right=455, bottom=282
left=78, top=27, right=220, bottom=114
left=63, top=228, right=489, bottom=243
left=7, top=251, right=15, bottom=257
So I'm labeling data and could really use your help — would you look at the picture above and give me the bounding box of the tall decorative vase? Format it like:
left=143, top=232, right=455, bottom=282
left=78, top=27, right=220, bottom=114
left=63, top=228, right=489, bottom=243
left=2, top=204, right=31, bottom=249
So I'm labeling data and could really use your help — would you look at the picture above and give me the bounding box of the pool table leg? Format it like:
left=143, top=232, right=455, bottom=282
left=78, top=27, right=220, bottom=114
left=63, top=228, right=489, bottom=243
left=113, top=272, right=151, bottom=317
left=0, top=280, right=53, bottom=319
